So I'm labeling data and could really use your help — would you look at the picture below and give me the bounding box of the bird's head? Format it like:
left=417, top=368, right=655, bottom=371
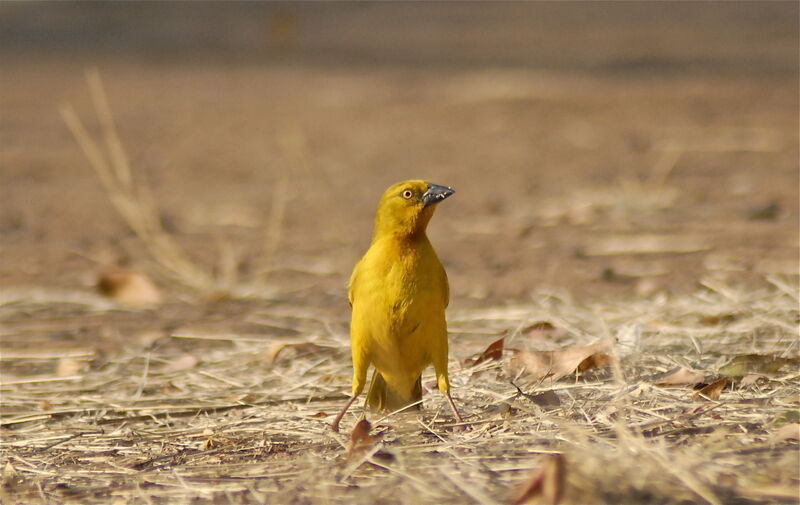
left=372, top=180, right=455, bottom=240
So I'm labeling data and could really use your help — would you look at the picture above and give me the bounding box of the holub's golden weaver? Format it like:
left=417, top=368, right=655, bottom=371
left=332, top=180, right=463, bottom=432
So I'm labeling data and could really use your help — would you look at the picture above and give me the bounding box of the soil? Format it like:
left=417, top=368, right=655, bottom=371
left=2, top=3, right=797, bottom=313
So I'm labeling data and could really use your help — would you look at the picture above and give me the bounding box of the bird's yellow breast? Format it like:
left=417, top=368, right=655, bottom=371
left=349, top=234, right=448, bottom=393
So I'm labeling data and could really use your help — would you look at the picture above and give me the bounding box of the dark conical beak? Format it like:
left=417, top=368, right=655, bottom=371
left=422, top=183, right=454, bottom=207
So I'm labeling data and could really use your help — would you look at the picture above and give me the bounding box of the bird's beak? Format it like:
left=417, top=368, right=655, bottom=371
left=422, top=183, right=455, bottom=207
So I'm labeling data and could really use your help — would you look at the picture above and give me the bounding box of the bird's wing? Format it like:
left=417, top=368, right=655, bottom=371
left=347, top=257, right=364, bottom=307
left=441, top=263, right=450, bottom=308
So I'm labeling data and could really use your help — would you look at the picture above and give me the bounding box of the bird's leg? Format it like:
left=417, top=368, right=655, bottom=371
left=331, top=395, right=358, bottom=433
left=445, top=392, right=463, bottom=423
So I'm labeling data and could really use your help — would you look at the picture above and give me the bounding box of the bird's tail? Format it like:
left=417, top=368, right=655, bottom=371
left=365, top=371, right=422, bottom=413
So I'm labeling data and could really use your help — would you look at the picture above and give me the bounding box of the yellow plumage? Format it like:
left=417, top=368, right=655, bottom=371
left=332, top=180, right=462, bottom=431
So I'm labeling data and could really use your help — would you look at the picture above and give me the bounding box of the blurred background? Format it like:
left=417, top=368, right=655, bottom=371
left=1, top=2, right=798, bottom=306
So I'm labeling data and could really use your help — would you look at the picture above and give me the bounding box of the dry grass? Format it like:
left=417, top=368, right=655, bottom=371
left=59, top=69, right=292, bottom=298
left=1, top=279, right=798, bottom=504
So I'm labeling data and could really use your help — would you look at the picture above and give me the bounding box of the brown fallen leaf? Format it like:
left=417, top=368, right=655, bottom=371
left=523, top=321, right=567, bottom=340
left=97, top=266, right=163, bottom=306
left=267, top=342, right=332, bottom=365
left=656, top=366, right=705, bottom=386
left=509, top=338, right=615, bottom=382
left=694, top=378, right=728, bottom=400
left=346, top=418, right=381, bottom=461
left=471, top=336, right=505, bottom=367
left=770, top=423, right=800, bottom=443
left=237, top=393, right=260, bottom=403
left=576, top=352, right=611, bottom=372
left=511, top=453, right=565, bottom=505
left=266, top=342, right=287, bottom=364
left=511, top=382, right=561, bottom=408
left=524, top=321, right=556, bottom=332
left=161, top=354, right=198, bottom=374
left=528, top=390, right=562, bottom=408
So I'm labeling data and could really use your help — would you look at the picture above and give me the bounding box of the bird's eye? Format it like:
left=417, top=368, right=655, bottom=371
left=401, top=190, right=413, bottom=199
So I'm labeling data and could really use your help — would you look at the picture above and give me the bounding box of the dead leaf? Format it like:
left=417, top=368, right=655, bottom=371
left=655, top=366, right=705, bottom=386
left=528, top=390, right=562, bottom=408
left=310, top=411, right=328, bottom=418
left=236, top=393, right=260, bottom=403
left=719, top=354, right=798, bottom=377
left=162, top=354, right=198, bottom=374
left=511, top=453, right=565, bottom=505
left=694, top=378, right=728, bottom=400
left=770, top=423, right=800, bottom=443
left=267, top=342, right=331, bottom=365
left=576, top=352, right=611, bottom=372
left=510, top=382, right=562, bottom=408
left=266, top=342, right=287, bottom=364
left=346, top=418, right=381, bottom=461
left=471, top=336, right=505, bottom=367
left=523, top=321, right=567, bottom=340
left=97, top=267, right=162, bottom=306
left=524, top=321, right=556, bottom=332
left=509, top=338, right=614, bottom=382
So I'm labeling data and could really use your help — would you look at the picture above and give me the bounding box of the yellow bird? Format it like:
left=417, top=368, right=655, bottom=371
left=331, top=180, right=463, bottom=432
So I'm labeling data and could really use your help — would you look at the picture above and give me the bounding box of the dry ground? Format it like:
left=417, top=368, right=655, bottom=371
left=1, top=283, right=798, bottom=505
left=1, top=3, right=799, bottom=504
